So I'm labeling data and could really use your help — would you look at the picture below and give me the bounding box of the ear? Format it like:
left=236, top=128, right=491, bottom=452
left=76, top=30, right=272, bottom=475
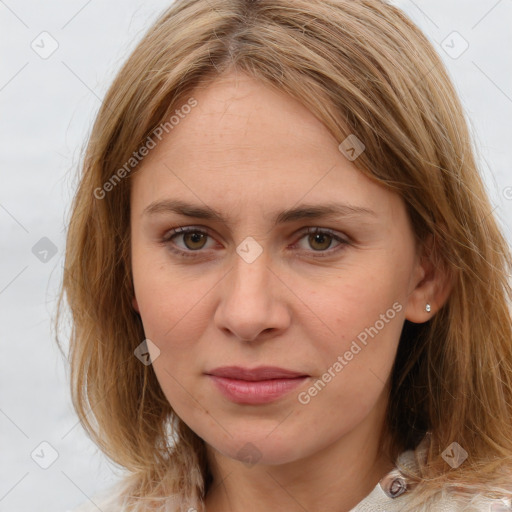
left=132, top=295, right=140, bottom=313
left=404, top=233, right=454, bottom=323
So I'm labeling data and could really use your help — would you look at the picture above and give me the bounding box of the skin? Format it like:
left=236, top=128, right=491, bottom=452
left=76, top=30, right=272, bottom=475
left=130, top=71, right=451, bottom=512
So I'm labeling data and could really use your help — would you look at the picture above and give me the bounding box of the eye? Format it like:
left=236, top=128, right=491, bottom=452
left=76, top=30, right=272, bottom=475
left=293, top=227, right=349, bottom=257
left=161, top=226, right=350, bottom=259
left=161, top=226, right=216, bottom=258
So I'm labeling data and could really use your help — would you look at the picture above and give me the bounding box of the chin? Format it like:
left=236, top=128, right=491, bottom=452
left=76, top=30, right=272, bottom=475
left=205, top=431, right=311, bottom=467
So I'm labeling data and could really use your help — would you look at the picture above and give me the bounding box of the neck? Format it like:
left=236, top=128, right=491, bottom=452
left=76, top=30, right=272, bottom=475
left=204, top=406, right=395, bottom=512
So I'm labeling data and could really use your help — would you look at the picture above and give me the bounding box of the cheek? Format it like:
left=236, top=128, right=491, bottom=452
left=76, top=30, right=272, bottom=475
left=131, top=256, right=214, bottom=401
left=132, top=249, right=212, bottom=344
left=319, top=262, right=406, bottom=341
left=306, top=263, right=407, bottom=397
left=136, top=290, right=207, bottom=355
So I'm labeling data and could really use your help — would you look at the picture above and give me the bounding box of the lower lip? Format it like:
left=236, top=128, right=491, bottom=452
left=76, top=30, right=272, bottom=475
left=208, top=375, right=309, bottom=404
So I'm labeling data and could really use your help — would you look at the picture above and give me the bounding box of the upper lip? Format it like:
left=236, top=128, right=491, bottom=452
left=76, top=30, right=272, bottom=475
left=207, top=366, right=308, bottom=381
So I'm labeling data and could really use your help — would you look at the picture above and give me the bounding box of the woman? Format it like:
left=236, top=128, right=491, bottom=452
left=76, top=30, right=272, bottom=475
left=57, top=0, right=512, bottom=510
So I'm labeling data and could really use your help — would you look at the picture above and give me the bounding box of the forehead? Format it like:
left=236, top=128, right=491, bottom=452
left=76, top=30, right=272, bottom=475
left=130, top=72, right=402, bottom=223
left=139, top=72, right=338, bottom=170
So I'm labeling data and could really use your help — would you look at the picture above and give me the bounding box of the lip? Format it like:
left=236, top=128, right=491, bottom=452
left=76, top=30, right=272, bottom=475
left=206, top=366, right=309, bottom=405
left=207, top=365, right=308, bottom=380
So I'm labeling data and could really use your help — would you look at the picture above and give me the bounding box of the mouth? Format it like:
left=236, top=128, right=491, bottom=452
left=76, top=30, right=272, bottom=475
left=205, top=366, right=310, bottom=405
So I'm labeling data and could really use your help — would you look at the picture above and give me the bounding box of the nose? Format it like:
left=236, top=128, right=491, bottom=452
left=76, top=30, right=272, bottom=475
left=213, top=246, right=291, bottom=342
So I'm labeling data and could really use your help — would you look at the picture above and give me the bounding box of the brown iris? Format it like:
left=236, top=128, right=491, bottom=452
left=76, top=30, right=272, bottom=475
left=182, top=231, right=208, bottom=250
left=307, top=231, right=333, bottom=251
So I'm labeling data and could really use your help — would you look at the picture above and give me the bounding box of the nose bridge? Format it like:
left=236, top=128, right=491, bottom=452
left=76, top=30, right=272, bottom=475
left=213, top=239, right=289, bottom=341
left=230, top=240, right=271, bottom=302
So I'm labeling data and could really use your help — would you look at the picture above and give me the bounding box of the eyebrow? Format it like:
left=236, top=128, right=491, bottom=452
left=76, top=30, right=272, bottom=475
left=142, top=199, right=377, bottom=226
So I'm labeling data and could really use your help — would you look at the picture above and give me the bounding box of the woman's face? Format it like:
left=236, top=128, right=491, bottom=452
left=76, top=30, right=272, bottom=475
left=130, top=72, right=426, bottom=466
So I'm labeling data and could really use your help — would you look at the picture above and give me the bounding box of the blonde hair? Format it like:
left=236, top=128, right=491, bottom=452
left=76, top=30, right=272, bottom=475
left=56, top=0, right=512, bottom=509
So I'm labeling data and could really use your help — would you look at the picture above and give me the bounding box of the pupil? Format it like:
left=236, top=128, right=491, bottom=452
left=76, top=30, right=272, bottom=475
left=311, top=233, right=330, bottom=250
left=186, top=232, right=205, bottom=249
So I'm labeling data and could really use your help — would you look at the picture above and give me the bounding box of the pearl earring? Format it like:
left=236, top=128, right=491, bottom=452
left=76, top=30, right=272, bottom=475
left=425, top=303, right=431, bottom=313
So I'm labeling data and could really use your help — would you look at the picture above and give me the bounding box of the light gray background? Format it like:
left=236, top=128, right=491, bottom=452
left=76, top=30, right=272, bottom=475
left=0, top=1, right=511, bottom=511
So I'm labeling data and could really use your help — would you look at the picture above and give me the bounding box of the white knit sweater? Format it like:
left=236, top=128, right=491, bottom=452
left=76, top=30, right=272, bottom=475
left=69, top=446, right=511, bottom=512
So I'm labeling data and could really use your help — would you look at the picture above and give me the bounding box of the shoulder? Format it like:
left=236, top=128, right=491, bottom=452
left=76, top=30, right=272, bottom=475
left=360, top=472, right=511, bottom=512
left=398, top=445, right=512, bottom=511
left=67, top=490, right=121, bottom=512
left=66, top=481, right=128, bottom=512
left=409, top=487, right=512, bottom=512
left=352, top=440, right=512, bottom=512
left=67, top=480, right=187, bottom=512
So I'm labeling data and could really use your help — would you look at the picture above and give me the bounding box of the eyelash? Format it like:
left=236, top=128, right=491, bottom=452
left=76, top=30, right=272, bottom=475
left=160, top=226, right=350, bottom=260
